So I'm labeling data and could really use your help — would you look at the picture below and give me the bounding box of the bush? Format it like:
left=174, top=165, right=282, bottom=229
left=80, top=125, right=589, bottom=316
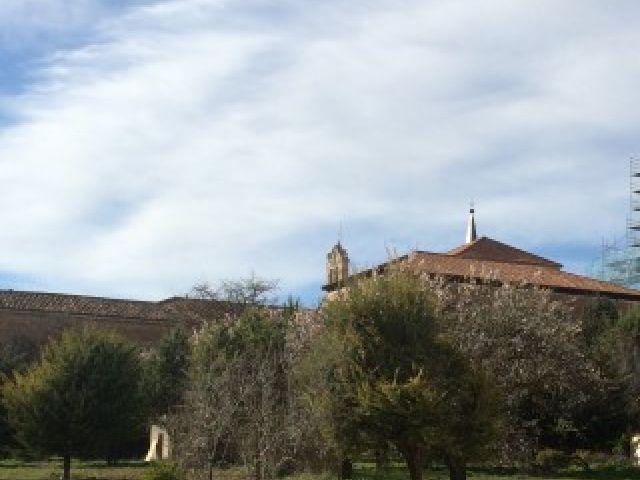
left=533, top=448, right=570, bottom=473
left=570, top=449, right=601, bottom=471
left=601, top=455, right=635, bottom=471
left=141, top=461, right=185, bottom=480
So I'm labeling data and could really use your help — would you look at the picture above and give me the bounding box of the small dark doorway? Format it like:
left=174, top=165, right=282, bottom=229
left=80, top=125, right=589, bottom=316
left=156, top=433, right=164, bottom=459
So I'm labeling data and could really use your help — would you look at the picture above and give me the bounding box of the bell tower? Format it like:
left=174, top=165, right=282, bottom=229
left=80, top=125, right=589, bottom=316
left=326, top=242, right=349, bottom=285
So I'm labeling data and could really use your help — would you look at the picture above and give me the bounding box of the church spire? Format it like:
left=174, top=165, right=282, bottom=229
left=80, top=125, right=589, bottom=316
left=465, top=204, right=477, bottom=244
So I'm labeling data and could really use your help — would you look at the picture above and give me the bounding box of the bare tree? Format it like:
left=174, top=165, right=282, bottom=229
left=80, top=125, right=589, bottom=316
left=169, top=307, right=324, bottom=480
left=170, top=348, right=246, bottom=480
left=188, top=275, right=278, bottom=305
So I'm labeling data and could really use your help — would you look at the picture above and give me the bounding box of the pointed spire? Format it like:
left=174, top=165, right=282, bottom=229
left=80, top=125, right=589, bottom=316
left=466, top=203, right=477, bottom=244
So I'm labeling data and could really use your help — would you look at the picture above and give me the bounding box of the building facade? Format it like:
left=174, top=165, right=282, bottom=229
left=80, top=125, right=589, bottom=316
left=323, top=209, right=640, bottom=306
left=0, top=291, right=241, bottom=348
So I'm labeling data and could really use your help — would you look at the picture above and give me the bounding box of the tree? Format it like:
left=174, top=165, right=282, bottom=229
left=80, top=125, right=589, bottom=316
left=581, top=297, right=619, bottom=350
left=321, top=270, right=500, bottom=480
left=170, top=328, right=246, bottom=480
left=0, top=335, right=39, bottom=378
left=615, top=307, right=640, bottom=402
left=438, top=280, right=606, bottom=461
left=0, top=335, right=39, bottom=457
left=573, top=298, right=633, bottom=452
left=2, top=328, right=145, bottom=480
left=189, top=274, right=278, bottom=306
left=144, top=326, right=191, bottom=419
left=595, top=306, right=640, bottom=440
left=171, top=309, right=296, bottom=480
left=171, top=269, right=324, bottom=480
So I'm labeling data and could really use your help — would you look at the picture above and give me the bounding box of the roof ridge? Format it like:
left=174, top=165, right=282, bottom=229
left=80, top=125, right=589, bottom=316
left=446, top=236, right=561, bottom=268
left=0, top=289, right=160, bottom=305
left=420, top=250, right=560, bottom=267
left=446, top=238, right=482, bottom=255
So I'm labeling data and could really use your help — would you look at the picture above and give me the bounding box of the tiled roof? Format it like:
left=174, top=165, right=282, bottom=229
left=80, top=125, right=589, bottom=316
left=447, top=237, right=562, bottom=268
left=0, top=290, right=239, bottom=322
left=159, top=297, right=244, bottom=323
left=407, top=252, right=640, bottom=299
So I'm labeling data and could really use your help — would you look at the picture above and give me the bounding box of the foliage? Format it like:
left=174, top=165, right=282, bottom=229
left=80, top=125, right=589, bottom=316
left=171, top=276, right=325, bottom=480
left=140, top=461, right=185, bottom=480
left=1, top=328, right=146, bottom=480
left=579, top=302, right=640, bottom=443
left=581, top=298, right=619, bottom=350
left=321, top=270, right=501, bottom=480
left=0, top=335, right=39, bottom=458
left=615, top=308, right=640, bottom=405
left=532, top=448, right=570, bottom=473
left=143, top=326, right=191, bottom=419
left=170, top=275, right=326, bottom=480
left=437, top=280, right=610, bottom=461
left=0, top=335, right=39, bottom=379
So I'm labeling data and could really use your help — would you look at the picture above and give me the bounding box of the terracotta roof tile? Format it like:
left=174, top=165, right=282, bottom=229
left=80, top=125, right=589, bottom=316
left=447, top=237, right=562, bottom=268
left=407, top=252, right=640, bottom=299
left=0, top=291, right=239, bottom=322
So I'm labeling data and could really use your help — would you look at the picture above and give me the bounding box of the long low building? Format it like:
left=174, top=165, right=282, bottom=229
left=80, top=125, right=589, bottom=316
left=0, top=291, right=241, bottom=347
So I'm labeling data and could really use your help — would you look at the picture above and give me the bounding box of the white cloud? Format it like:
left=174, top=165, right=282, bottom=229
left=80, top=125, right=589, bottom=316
left=1, top=0, right=639, bottom=300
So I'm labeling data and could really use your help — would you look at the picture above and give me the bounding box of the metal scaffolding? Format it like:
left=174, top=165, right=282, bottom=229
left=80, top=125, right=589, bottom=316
left=591, top=158, right=640, bottom=288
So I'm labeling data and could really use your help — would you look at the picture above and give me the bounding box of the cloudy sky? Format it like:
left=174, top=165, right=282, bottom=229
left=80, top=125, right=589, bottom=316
left=0, top=0, right=638, bottom=305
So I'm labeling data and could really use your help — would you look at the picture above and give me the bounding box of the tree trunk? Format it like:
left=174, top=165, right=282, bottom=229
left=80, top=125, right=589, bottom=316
left=444, top=455, right=466, bottom=480
left=63, top=454, right=71, bottom=480
left=340, top=457, right=353, bottom=479
left=375, top=445, right=389, bottom=471
left=254, top=455, right=262, bottom=480
left=400, top=444, right=424, bottom=480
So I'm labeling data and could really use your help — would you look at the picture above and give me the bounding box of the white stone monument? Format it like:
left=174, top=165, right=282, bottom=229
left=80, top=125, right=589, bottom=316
left=632, top=434, right=640, bottom=467
left=145, top=424, right=171, bottom=461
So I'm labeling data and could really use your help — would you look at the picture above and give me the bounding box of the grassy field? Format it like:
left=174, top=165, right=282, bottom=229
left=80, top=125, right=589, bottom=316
left=351, top=465, right=640, bottom=480
left=1, top=461, right=638, bottom=480
left=0, top=459, right=149, bottom=480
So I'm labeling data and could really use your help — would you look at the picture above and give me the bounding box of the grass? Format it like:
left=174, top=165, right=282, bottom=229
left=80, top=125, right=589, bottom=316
left=347, top=464, right=640, bottom=480
left=0, top=460, right=638, bottom=480
left=0, top=459, right=149, bottom=480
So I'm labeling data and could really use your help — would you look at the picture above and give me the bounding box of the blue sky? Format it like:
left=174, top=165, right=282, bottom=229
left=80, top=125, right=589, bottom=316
left=1, top=0, right=639, bottom=305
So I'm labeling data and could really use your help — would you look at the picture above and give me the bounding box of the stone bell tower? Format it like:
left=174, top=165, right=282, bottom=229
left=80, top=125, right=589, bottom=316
left=326, top=242, right=349, bottom=286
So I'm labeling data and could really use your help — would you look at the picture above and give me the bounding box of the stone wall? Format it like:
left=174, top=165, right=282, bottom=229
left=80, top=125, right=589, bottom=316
left=0, top=308, right=178, bottom=349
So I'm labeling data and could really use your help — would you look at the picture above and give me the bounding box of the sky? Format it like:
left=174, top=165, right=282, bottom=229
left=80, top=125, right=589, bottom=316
left=0, top=0, right=639, bottom=306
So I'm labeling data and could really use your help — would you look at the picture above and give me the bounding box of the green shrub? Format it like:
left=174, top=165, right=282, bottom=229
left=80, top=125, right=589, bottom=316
left=276, top=457, right=297, bottom=477
left=141, top=461, right=185, bottom=480
left=533, top=448, right=570, bottom=473
left=570, top=449, right=616, bottom=471
left=612, top=432, right=630, bottom=457
left=601, top=455, right=634, bottom=471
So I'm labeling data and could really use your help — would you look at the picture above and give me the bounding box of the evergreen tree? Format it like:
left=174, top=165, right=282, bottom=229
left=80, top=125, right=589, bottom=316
left=144, top=326, right=191, bottom=418
left=0, top=335, right=39, bottom=457
left=2, top=328, right=145, bottom=480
